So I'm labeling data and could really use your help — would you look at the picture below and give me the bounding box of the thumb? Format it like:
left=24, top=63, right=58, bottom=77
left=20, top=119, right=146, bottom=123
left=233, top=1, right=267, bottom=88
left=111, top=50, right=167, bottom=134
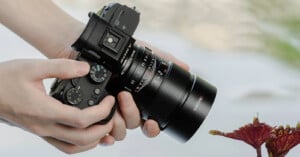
left=36, top=59, right=90, bottom=79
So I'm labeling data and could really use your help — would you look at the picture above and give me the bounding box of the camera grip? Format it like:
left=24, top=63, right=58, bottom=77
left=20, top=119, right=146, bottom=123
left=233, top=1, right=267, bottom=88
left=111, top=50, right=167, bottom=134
left=50, top=56, right=115, bottom=124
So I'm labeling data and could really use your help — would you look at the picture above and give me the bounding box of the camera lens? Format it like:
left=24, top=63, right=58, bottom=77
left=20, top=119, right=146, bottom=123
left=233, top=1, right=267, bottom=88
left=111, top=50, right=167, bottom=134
left=120, top=45, right=217, bottom=142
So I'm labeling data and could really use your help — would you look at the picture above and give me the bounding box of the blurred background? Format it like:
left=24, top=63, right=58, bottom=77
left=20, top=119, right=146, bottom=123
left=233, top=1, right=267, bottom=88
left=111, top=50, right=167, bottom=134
left=0, top=0, right=300, bottom=157
left=53, top=0, right=300, bottom=67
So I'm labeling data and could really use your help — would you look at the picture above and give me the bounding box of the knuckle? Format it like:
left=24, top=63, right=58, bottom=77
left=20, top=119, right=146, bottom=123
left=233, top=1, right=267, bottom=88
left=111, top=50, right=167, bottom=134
left=28, top=125, right=45, bottom=136
left=53, top=58, right=67, bottom=66
left=57, top=70, right=70, bottom=79
left=53, top=59, right=73, bottom=76
left=73, top=117, right=88, bottom=129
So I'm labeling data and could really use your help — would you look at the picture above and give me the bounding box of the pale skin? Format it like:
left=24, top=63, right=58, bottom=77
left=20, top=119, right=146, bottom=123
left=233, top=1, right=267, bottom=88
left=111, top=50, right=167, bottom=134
left=0, top=0, right=189, bottom=154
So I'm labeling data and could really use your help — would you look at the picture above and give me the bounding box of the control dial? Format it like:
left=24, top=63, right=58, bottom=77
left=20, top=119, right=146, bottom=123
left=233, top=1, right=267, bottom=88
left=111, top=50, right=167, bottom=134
left=66, top=87, right=83, bottom=105
left=89, top=64, right=108, bottom=83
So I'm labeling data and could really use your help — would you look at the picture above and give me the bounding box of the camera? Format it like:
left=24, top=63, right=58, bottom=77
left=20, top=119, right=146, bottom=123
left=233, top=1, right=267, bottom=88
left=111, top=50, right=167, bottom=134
left=50, top=3, right=217, bottom=142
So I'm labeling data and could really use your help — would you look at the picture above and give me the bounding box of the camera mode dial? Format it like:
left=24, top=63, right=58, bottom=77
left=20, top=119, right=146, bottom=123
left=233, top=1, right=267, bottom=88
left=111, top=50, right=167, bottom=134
left=89, top=64, right=108, bottom=83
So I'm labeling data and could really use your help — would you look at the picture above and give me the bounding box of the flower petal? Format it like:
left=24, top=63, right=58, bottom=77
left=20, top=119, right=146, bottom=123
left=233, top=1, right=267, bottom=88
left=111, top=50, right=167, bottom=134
left=266, top=125, right=300, bottom=157
left=210, top=117, right=273, bottom=149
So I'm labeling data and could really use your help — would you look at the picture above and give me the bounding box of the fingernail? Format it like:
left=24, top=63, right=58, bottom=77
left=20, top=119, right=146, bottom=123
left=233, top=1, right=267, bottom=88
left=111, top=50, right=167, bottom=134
left=119, top=91, right=132, bottom=102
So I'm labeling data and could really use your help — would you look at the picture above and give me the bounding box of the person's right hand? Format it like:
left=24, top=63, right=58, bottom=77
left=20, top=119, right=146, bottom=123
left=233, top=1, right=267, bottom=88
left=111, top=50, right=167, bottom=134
left=0, top=59, right=115, bottom=154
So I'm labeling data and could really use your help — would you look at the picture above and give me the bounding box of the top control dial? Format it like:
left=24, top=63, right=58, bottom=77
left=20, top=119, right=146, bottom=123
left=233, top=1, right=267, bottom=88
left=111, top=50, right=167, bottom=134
left=89, top=64, right=108, bottom=83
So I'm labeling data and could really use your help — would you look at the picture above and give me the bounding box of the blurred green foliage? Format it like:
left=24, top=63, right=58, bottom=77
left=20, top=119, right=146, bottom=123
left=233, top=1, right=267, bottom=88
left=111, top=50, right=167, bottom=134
left=264, top=35, right=300, bottom=67
left=248, top=0, right=300, bottom=67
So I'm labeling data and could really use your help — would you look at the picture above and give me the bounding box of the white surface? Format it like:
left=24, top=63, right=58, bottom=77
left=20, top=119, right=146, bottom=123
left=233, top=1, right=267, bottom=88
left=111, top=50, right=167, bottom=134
left=1, top=15, right=300, bottom=157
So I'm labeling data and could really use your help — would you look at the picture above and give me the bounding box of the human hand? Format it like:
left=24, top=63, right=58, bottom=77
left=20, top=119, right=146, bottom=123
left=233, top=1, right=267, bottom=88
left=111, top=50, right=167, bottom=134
left=0, top=0, right=188, bottom=141
left=0, top=59, right=116, bottom=154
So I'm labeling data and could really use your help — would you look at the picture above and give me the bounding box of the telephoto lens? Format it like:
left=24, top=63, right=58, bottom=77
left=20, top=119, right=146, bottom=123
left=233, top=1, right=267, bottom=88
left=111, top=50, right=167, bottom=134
left=118, top=45, right=217, bottom=142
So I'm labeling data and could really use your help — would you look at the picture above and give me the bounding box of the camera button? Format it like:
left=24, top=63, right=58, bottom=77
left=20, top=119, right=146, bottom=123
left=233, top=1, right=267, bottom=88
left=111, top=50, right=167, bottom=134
left=103, top=32, right=120, bottom=50
left=88, top=100, right=95, bottom=106
left=94, top=88, right=101, bottom=95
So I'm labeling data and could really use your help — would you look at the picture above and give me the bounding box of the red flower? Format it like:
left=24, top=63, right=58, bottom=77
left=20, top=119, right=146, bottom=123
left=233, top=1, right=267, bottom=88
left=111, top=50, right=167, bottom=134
left=210, top=117, right=273, bottom=157
left=266, top=124, right=300, bottom=157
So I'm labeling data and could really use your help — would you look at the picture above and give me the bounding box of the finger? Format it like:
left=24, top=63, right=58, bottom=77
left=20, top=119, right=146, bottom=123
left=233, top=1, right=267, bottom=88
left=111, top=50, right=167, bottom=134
left=99, top=135, right=115, bottom=146
left=43, top=137, right=99, bottom=154
left=48, top=121, right=113, bottom=146
left=117, top=91, right=141, bottom=129
left=53, top=96, right=115, bottom=128
left=110, top=111, right=126, bottom=141
left=32, top=59, right=90, bottom=79
left=142, top=120, right=160, bottom=138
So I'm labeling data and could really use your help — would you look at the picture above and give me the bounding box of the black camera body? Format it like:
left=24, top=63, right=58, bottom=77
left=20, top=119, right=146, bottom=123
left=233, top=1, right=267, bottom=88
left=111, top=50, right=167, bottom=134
left=51, top=4, right=138, bottom=109
left=50, top=3, right=217, bottom=142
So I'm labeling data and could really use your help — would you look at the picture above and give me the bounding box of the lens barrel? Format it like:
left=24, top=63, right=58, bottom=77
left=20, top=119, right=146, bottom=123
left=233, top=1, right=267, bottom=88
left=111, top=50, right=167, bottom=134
left=120, top=45, right=217, bottom=142
left=163, top=71, right=216, bottom=142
